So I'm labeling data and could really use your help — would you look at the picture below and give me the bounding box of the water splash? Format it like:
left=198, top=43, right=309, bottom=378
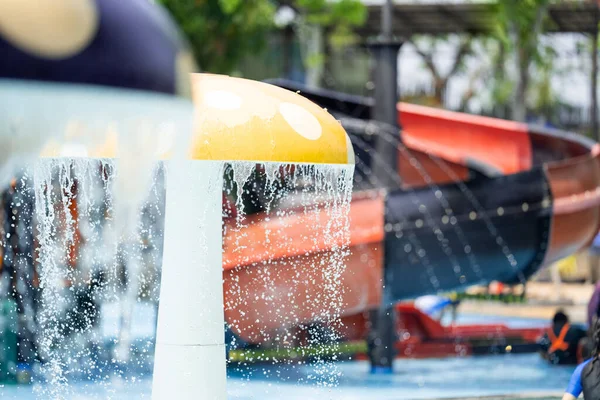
left=224, top=162, right=354, bottom=388
left=20, top=156, right=355, bottom=398
left=28, top=158, right=160, bottom=397
left=34, top=160, right=70, bottom=399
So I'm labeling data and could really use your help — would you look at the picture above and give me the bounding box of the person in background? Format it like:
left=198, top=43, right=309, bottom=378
left=539, top=310, right=586, bottom=365
left=588, top=232, right=600, bottom=284
left=589, top=282, right=600, bottom=331
left=563, top=320, right=600, bottom=399
left=577, top=281, right=600, bottom=363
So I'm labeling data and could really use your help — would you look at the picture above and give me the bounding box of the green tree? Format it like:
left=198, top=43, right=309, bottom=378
left=158, top=0, right=366, bottom=75
left=410, top=34, right=474, bottom=107
left=491, top=0, right=551, bottom=121
left=158, top=0, right=275, bottom=74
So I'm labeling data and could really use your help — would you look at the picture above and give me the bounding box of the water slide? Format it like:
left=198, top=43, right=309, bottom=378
left=224, top=81, right=600, bottom=344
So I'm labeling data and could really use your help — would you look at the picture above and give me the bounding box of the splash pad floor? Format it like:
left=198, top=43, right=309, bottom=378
left=5, top=305, right=568, bottom=399
left=1, top=353, right=568, bottom=400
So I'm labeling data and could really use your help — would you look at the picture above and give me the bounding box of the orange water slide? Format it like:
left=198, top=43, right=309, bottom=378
left=222, top=83, right=600, bottom=345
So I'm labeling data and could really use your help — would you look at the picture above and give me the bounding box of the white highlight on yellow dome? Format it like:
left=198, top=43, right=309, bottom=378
left=203, top=90, right=243, bottom=110
left=0, top=0, right=99, bottom=59
left=279, top=102, right=322, bottom=141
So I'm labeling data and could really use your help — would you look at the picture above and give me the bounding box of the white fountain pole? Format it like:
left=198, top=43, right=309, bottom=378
left=152, top=159, right=226, bottom=400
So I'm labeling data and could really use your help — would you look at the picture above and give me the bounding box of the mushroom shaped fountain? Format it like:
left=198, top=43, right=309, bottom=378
left=42, top=73, right=355, bottom=399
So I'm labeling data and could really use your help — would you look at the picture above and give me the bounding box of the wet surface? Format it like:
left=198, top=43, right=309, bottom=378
left=0, top=353, right=570, bottom=400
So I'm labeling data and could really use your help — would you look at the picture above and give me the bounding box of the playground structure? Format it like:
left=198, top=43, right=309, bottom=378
left=2, top=0, right=600, bottom=399
left=219, top=80, right=600, bottom=350
left=362, top=303, right=544, bottom=360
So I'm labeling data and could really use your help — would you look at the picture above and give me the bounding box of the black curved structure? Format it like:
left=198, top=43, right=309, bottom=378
left=383, top=168, right=552, bottom=302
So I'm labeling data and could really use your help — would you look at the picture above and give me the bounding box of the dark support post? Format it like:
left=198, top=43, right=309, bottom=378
left=366, top=0, right=403, bottom=375
left=283, top=25, right=294, bottom=81
left=592, top=10, right=599, bottom=142
left=322, top=27, right=334, bottom=89
left=366, top=306, right=396, bottom=374
left=370, top=0, right=403, bottom=188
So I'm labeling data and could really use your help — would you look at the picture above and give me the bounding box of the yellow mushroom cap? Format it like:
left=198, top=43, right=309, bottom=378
left=190, top=74, right=354, bottom=165
left=39, top=74, right=355, bottom=165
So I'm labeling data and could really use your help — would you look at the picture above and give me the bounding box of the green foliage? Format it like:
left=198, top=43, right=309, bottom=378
left=410, top=34, right=475, bottom=106
left=158, top=0, right=275, bottom=74
left=159, top=0, right=366, bottom=74
left=305, top=52, right=325, bottom=69
left=492, top=0, right=551, bottom=47
left=218, top=0, right=242, bottom=14
left=300, top=0, right=367, bottom=27
left=228, top=340, right=368, bottom=363
left=487, top=0, right=556, bottom=118
left=529, top=44, right=559, bottom=113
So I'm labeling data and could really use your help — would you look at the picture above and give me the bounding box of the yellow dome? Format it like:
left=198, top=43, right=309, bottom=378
left=189, top=74, right=353, bottom=165
left=39, top=74, right=355, bottom=165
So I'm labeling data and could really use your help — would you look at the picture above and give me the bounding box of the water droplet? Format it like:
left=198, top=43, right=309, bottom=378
left=542, top=198, right=550, bottom=208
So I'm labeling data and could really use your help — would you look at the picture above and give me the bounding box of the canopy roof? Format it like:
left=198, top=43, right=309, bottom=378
left=359, top=1, right=599, bottom=37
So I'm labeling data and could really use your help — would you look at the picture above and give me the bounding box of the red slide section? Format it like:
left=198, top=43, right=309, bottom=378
left=399, top=103, right=532, bottom=175
left=223, top=104, right=600, bottom=345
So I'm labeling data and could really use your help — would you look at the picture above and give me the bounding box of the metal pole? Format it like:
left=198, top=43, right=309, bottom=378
left=371, top=0, right=402, bottom=189
left=367, top=0, right=402, bottom=374
left=366, top=306, right=396, bottom=373
left=283, top=25, right=294, bottom=80
left=592, top=10, right=599, bottom=142
left=383, top=0, right=393, bottom=39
